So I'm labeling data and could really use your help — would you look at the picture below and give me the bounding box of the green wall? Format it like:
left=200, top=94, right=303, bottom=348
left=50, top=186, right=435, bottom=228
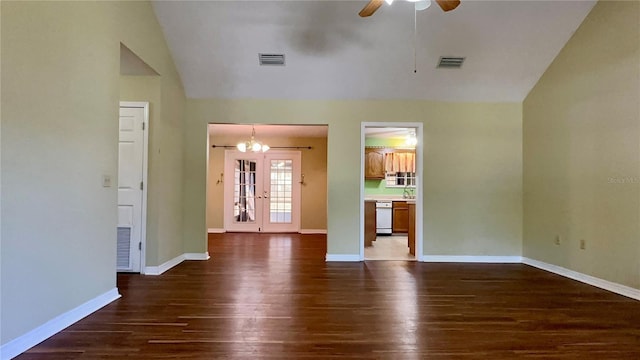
left=523, top=0, right=640, bottom=288
left=1, top=1, right=186, bottom=345
left=184, top=99, right=523, bottom=257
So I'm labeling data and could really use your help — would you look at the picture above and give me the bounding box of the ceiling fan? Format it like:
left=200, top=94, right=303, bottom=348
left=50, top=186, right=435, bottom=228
left=359, top=0, right=461, bottom=17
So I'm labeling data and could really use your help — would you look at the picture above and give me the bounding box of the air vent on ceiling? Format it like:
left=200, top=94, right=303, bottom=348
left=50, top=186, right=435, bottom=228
left=259, top=53, right=285, bottom=66
left=437, top=56, right=465, bottom=69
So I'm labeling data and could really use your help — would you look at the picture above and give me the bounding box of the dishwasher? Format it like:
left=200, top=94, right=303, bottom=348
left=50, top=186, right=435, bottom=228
left=375, top=201, right=393, bottom=234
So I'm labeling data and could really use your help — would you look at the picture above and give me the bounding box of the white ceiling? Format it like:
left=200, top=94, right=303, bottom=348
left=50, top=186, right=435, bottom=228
left=153, top=0, right=596, bottom=102
left=209, top=124, right=328, bottom=138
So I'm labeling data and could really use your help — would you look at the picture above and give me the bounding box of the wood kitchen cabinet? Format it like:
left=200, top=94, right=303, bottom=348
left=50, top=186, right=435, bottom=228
left=364, top=200, right=377, bottom=247
left=364, top=148, right=385, bottom=179
left=392, top=201, right=409, bottom=233
left=408, top=202, right=415, bottom=256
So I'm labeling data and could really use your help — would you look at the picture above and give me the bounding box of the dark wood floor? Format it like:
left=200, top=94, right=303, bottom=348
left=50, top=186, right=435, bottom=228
left=18, top=233, right=640, bottom=359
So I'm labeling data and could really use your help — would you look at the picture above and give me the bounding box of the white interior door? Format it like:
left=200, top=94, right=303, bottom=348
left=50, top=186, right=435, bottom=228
left=117, top=106, right=145, bottom=272
left=224, top=150, right=300, bottom=233
left=262, top=152, right=301, bottom=233
left=224, top=151, right=263, bottom=232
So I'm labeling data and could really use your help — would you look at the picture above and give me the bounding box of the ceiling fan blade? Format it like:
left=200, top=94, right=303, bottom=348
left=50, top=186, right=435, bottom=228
left=359, top=0, right=384, bottom=17
left=435, top=0, right=461, bottom=12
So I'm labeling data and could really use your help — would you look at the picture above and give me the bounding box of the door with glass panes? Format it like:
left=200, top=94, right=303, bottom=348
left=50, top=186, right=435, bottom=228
left=224, top=150, right=301, bottom=232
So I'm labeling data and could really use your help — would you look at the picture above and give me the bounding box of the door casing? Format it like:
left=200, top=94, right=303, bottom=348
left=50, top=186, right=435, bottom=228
left=118, top=101, right=149, bottom=273
left=360, top=122, right=424, bottom=261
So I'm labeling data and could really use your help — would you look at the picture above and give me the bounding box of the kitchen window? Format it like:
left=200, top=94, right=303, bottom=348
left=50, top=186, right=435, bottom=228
left=385, top=172, right=416, bottom=188
left=384, top=151, right=416, bottom=188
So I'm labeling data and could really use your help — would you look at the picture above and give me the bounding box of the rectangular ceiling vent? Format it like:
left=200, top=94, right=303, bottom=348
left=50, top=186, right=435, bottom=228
left=259, top=53, right=285, bottom=66
left=437, top=56, right=465, bottom=69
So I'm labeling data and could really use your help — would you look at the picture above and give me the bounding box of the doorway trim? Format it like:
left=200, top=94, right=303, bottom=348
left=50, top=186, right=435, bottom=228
left=359, top=122, right=424, bottom=262
left=119, top=101, right=149, bottom=273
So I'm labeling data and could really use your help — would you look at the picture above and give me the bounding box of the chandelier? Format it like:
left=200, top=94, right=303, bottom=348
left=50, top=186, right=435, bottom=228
left=237, top=125, right=269, bottom=153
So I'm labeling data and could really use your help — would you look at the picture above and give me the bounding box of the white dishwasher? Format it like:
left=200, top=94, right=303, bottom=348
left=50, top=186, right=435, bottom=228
left=375, top=201, right=393, bottom=234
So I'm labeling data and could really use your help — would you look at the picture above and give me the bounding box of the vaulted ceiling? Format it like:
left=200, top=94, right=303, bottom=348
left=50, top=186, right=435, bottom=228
left=152, top=0, right=596, bottom=102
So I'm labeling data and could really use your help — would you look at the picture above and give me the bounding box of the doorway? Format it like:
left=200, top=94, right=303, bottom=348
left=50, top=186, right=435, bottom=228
left=360, top=123, right=423, bottom=261
left=223, top=150, right=302, bottom=232
left=117, top=102, right=149, bottom=273
left=207, top=124, right=328, bottom=236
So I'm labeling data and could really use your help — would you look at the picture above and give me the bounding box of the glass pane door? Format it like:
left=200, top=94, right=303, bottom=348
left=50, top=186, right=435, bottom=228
left=233, top=160, right=257, bottom=223
left=263, top=152, right=300, bottom=232
left=224, top=152, right=263, bottom=232
left=269, top=159, right=293, bottom=223
left=224, top=150, right=300, bottom=233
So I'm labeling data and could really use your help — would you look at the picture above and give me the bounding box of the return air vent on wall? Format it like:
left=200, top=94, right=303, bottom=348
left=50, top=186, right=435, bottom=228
left=437, top=57, right=465, bottom=68
left=259, top=53, right=285, bottom=66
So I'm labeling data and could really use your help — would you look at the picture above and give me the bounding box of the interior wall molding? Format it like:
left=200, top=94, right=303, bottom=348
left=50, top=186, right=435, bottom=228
left=207, top=228, right=226, bottom=234
left=422, top=255, right=523, bottom=263
left=0, top=288, right=121, bottom=360
left=144, top=252, right=210, bottom=276
left=300, top=229, right=328, bottom=234
left=522, top=257, right=640, bottom=301
left=325, top=254, right=361, bottom=262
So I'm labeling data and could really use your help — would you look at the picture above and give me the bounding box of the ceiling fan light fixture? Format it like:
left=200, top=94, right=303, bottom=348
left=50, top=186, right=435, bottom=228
left=415, top=0, right=431, bottom=11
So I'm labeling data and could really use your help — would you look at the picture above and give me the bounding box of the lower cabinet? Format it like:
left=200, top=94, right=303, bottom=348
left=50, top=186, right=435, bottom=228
left=392, top=201, right=409, bottom=233
left=408, top=202, right=415, bottom=256
left=364, top=200, right=376, bottom=247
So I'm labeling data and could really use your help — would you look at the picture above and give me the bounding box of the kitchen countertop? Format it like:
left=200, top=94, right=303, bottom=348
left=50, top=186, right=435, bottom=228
left=364, top=195, right=417, bottom=202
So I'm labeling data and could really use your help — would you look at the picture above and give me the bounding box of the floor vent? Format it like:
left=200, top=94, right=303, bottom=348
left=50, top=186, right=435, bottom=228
left=259, top=53, right=285, bottom=66
left=437, top=56, right=465, bottom=68
left=117, top=227, right=131, bottom=269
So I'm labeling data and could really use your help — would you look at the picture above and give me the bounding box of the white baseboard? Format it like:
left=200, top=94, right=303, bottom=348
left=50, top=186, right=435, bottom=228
left=0, top=288, right=120, bottom=360
left=207, top=228, right=225, bottom=233
left=144, top=252, right=210, bottom=275
left=300, top=229, right=327, bottom=234
left=423, top=255, right=523, bottom=263
left=522, top=257, right=640, bottom=301
left=185, top=252, right=210, bottom=261
left=325, top=254, right=361, bottom=262
left=144, top=254, right=185, bottom=275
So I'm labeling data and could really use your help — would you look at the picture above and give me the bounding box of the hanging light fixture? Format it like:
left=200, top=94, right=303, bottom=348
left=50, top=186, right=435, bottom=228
left=237, top=125, right=270, bottom=153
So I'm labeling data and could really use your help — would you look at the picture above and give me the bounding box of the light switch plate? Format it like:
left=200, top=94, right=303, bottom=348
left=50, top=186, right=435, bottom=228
left=102, top=175, right=112, bottom=188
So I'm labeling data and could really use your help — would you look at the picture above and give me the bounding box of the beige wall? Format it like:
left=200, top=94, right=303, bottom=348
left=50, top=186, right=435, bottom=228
left=185, top=100, right=523, bottom=257
left=207, top=133, right=328, bottom=231
left=523, top=1, right=640, bottom=288
left=1, top=1, right=185, bottom=345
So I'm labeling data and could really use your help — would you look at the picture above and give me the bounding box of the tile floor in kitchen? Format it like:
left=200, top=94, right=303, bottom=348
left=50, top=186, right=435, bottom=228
left=365, top=234, right=415, bottom=260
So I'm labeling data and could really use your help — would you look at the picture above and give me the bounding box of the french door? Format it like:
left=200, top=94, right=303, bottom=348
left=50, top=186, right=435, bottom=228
left=224, top=150, right=301, bottom=232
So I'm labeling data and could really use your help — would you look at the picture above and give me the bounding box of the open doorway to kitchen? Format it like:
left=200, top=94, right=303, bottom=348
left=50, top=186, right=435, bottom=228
left=361, top=123, right=423, bottom=261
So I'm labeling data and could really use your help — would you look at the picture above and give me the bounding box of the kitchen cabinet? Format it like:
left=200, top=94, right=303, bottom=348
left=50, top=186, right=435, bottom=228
left=392, top=201, right=409, bottom=233
left=364, top=148, right=385, bottom=179
left=364, top=200, right=377, bottom=247
left=408, top=202, right=415, bottom=256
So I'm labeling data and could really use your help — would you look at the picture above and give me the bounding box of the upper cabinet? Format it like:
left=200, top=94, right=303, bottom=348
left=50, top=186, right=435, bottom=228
left=365, top=147, right=416, bottom=181
left=364, top=148, right=385, bottom=179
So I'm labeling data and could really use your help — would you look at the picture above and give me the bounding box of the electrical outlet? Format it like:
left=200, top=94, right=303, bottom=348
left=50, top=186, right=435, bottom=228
left=554, top=235, right=561, bottom=245
left=580, top=239, right=586, bottom=250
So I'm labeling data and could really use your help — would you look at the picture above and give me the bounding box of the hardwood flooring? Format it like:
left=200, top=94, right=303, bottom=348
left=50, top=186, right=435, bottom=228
left=17, top=233, right=640, bottom=359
